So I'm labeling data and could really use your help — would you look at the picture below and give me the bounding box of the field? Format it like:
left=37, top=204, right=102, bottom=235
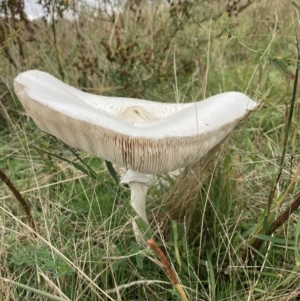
left=1, top=0, right=300, bottom=300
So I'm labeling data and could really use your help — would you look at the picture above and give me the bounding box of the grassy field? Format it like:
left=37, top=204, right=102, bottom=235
left=1, top=0, right=300, bottom=300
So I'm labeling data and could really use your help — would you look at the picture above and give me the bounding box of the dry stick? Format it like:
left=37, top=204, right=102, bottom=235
left=270, top=193, right=300, bottom=235
left=249, top=193, right=300, bottom=254
left=147, top=239, right=189, bottom=301
left=237, top=0, right=255, bottom=15
left=0, top=169, right=37, bottom=236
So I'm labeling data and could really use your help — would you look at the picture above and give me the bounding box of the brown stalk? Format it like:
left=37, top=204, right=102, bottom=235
left=237, top=0, right=254, bottom=15
left=270, top=193, right=300, bottom=234
left=0, top=169, right=37, bottom=236
left=243, top=192, right=300, bottom=260
left=147, top=239, right=189, bottom=301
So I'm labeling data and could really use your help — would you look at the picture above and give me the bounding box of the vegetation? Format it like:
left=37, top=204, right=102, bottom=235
left=1, top=0, right=300, bottom=300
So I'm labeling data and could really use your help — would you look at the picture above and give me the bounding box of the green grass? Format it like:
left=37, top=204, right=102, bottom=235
left=1, top=0, right=300, bottom=300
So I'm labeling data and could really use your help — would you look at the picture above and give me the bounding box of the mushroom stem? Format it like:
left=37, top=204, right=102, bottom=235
left=121, top=170, right=153, bottom=243
left=129, top=182, right=149, bottom=224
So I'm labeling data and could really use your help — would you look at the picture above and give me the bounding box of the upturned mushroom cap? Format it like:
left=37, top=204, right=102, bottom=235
left=14, top=70, right=257, bottom=174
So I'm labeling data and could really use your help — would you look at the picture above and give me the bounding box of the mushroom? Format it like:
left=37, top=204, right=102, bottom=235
left=14, top=70, right=257, bottom=243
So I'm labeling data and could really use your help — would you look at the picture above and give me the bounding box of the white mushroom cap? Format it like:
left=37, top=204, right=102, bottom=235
left=14, top=70, right=257, bottom=174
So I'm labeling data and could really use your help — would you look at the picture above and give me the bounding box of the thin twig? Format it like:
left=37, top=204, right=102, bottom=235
left=249, top=193, right=300, bottom=253
left=270, top=193, right=300, bottom=235
left=0, top=169, right=37, bottom=236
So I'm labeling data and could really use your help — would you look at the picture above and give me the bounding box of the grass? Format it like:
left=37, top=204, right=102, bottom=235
left=1, top=0, right=300, bottom=300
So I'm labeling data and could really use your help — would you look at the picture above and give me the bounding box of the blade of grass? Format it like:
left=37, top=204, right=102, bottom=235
left=0, top=277, right=70, bottom=301
left=294, top=214, right=300, bottom=265
left=206, top=252, right=216, bottom=301
left=34, top=146, right=98, bottom=180
left=105, top=160, right=120, bottom=185
left=171, top=220, right=181, bottom=269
